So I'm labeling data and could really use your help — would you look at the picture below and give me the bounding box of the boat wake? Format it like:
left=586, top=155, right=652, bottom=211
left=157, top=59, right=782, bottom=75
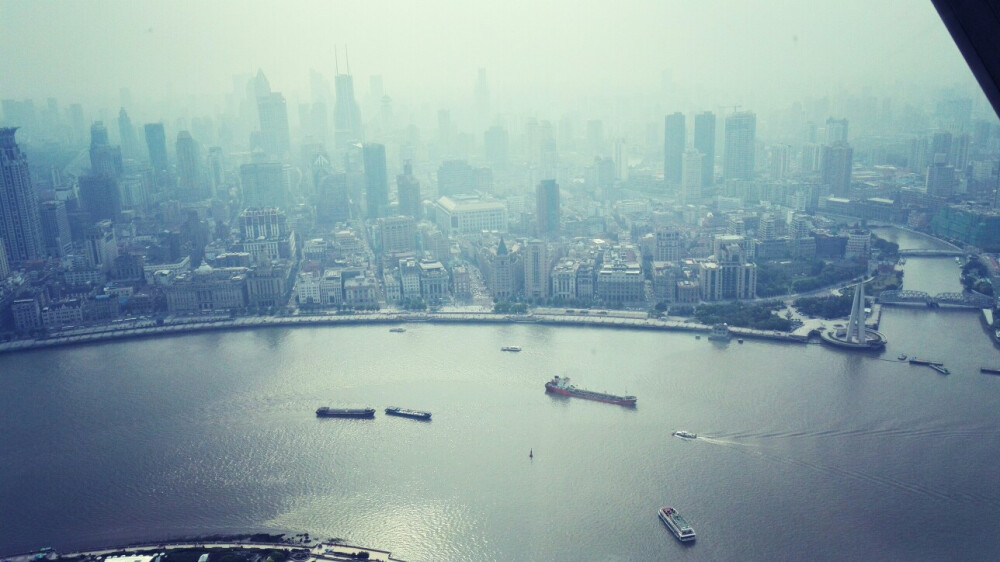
left=692, top=434, right=1000, bottom=509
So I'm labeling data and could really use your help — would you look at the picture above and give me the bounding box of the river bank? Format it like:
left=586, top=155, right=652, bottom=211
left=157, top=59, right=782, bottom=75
left=0, top=309, right=814, bottom=357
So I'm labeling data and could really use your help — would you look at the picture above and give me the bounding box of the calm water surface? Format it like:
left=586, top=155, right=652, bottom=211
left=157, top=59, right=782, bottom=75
left=2, top=232, right=999, bottom=561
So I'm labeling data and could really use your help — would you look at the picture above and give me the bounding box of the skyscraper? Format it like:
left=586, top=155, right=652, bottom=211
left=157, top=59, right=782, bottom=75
left=825, top=118, right=849, bottom=144
left=536, top=179, right=560, bottom=237
left=523, top=239, right=549, bottom=299
left=89, top=121, right=122, bottom=178
left=724, top=111, right=756, bottom=180
left=240, top=160, right=288, bottom=209
left=257, top=92, right=291, bottom=159
left=175, top=131, right=204, bottom=201
left=0, top=128, right=45, bottom=263
left=484, top=126, right=509, bottom=169
left=144, top=123, right=169, bottom=174
left=821, top=143, right=854, bottom=197
left=39, top=200, right=72, bottom=257
left=396, top=161, right=422, bottom=220
left=693, top=112, right=716, bottom=186
left=663, top=113, right=685, bottom=184
left=926, top=154, right=956, bottom=199
left=117, top=108, right=142, bottom=161
left=363, top=143, right=388, bottom=219
left=334, top=70, right=363, bottom=150
left=78, top=174, right=122, bottom=222
left=680, top=148, right=703, bottom=204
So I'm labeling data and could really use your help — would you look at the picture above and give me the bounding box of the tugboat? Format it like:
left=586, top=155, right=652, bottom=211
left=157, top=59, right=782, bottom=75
left=659, top=507, right=696, bottom=542
left=389, top=327, right=406, bottom=333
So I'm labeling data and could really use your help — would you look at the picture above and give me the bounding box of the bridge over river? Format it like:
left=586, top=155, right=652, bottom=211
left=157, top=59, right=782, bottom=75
left=879, top=289, right=994, bottom=308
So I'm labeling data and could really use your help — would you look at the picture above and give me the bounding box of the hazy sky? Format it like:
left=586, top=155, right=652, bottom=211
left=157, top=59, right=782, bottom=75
left=0, top=0, right=978, bottom=111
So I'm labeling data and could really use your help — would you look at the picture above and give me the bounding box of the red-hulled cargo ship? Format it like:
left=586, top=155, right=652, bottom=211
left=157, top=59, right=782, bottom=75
left=544, top=375, right=636, bottom=406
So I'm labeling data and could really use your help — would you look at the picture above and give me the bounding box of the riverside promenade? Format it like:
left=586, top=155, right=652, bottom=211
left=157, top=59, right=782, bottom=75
left=0, top=308, right=811, bottom=356
left=4, top=539, right=405, bottom=562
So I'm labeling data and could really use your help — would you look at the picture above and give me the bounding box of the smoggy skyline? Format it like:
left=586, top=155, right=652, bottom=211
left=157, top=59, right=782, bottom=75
left=0, top=0, right=982, bottom=115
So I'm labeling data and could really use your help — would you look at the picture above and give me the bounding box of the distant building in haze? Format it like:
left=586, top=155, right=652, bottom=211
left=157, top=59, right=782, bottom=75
left=334, top=71, right=363, bottom=150
left=693, top=111, right=716, bottom=187
left=680, top=148, right=703, bottom=204
left=536, top=179, right=560, bottom=237
left=363, top=143, right=389, bottom=219
left=256, top=90, right=291, bottom=159
left=175, top=131, right=204, bottom=201
left=821, top=143, right=853, bottom=197
left=663, top=113, right=685, bottom=184
left=396, top=161, right=422, bottom=220
left=89, top=121, right=122, bottom=178
left=117, top=108, right=142, bottom=161
left=723, top=111, right=756, bottom=180
left=826, top=118, right=849, bottom=145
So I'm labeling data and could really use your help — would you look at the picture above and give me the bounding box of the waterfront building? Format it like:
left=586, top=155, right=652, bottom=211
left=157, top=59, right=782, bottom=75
left=551, top=258, right=579, bottom=300
left=434, top=195, right=508, bottom=236
left=399, top=258, right=421, bottom=297
left=522, top=239, right=550, bottom=299
left=40, top=298, right=83, bottom=329
left=418, top=259, right=449, bottom=301
left=652, top=262, right=678, bottom=302
left=84, top=220, right=118, bottom=273
left=595, top=259, right=644, bottom=304
left=0, top=128, right=45, bottom=263
left=699, top=243, right=756, bottom=301
left=343, top=273, right=378, bottom=307
left=11, top=297, right=42, bottom=332
left=930, top=205, right=1000, bottom=251
left=655, top=226, right=683, bottom=262
left=163, top=265, right=248, bottom=313
left=246, top=262, right=292, bottom=309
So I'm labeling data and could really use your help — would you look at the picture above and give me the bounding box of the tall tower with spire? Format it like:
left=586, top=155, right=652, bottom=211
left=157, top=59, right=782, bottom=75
left=333, top=47, right=363, bottom=151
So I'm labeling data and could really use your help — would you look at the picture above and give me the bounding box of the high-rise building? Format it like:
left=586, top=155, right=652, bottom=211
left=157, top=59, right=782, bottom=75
left=379, top=216, right=417, bottom=254
left=826, top=118, right=849, bottom=144
left=523, top=239, right=549, bottom=299
left=926, top=155, right=956, bottom=199
left=693, top=112, right=716, bottom=186
left=363, top=143, right=389, bottom=219
left=536, top=179, right=560, bottom=237
left=680, top=148, right=703, bottom=204
left=89, top=121, right=122, bottom=178
left=0, top=128, right=45, bottom=263
left=931, top=131, right=953, bottom=161
left=257, top=92, right=291, bottom=158
left=663, top=112, right=685, bottom=184
left=78, top=174, right=121, bottom=222
left=144, top=123, right=169, bottom=173
left=240, top=160, right=288, bottom=209
left=769, top=144, right=791, bottom=179
left=821, top=143, right=853, bottom=197
left=117, top=108, right=142, bottom=161
left=316, top=171, right=351, bottom=225
left=724, top=112, right=756, bottom=180
left=334, top=72, right=363, bottom=150
left=484, top=126, right=509, bottom=169
left=437, top=160, right=475, bottom=197
left=0, top=238, right=9, bottom=279
left=175, top=131, right=204, bottom=201
left=39, top=200, right=72, bottom=257
left=396, top=161, right=422, bottom=220
left=207, top=146, right=225, bottom=198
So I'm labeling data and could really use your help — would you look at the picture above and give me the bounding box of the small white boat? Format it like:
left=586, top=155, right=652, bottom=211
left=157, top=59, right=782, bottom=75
left=501, top=346, right=522, bottom=352
left=672, top=430, right=697, bottom=440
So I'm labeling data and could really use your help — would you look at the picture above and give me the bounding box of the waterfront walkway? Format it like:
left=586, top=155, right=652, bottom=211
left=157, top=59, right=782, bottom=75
left=5, top=540, right=404, bottom=562
left=0, top=308, right=811, bottom=356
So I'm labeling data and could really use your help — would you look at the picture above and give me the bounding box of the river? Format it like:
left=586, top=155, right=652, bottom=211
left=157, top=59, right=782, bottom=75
left=1, top=228, right=998, bottom=561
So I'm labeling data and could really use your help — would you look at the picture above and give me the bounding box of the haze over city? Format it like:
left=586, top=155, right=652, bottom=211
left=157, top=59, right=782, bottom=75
left=4, top=1, right=1000, bottom=560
